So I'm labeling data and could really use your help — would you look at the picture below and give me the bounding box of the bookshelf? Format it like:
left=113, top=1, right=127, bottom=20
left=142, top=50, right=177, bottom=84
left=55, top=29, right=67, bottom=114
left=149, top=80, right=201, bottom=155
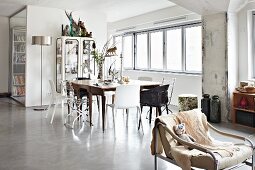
left=11, top=28, right=26, bottom=104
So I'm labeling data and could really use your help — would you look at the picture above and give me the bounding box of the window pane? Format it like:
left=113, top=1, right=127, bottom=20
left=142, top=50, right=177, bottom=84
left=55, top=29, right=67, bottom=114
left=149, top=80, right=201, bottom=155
left=186, top=26, right=202, bottom=72
left=166, top=29, right=182, bottom=71
left=115, top=36, right=122, bottom=56
left=151, top=31, right=163, bottom=69
left=136, top=33, right=148, bottom=69
left=123, top=35, right=133, bottom=68
left=114, top=36, right=122, bottom=70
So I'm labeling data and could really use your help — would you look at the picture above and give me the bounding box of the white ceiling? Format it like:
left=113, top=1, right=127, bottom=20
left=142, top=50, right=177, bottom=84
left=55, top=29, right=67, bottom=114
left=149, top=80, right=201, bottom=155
left=0, top=0, right=175, bottom=22
left=167, top=0, right=247, bottom=15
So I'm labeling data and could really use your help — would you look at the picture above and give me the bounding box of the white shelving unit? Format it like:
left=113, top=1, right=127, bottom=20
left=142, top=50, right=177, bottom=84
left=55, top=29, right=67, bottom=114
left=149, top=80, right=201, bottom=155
left=11, top=27, right=26, bottom=104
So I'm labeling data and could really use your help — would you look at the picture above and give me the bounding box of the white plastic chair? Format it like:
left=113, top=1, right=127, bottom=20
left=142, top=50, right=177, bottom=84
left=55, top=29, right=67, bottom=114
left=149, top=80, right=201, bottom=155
left=106, top=84, right=143, bottom=133
left=46, top=80, right=67, bottom=124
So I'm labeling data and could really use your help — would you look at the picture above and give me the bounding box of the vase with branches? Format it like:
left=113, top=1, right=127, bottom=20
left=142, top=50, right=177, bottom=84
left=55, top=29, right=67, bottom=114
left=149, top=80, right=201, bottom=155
left=92, top=38, right=117, bottom=80
left=92, top=50, right=104, bottom=80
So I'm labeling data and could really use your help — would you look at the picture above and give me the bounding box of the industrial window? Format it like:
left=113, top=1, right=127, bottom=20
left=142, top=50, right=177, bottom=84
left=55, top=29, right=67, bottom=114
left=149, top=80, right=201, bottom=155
left=114, top=21, right=202, bottom=74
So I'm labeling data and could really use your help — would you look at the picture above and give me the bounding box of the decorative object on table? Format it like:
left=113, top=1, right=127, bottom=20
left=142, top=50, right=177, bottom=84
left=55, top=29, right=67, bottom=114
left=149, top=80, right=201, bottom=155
left=108, top=60, right=118, bottom=82
left=178, top=94, right=198, bottom=111
left=201, top=94, right=210, bottom=121
left=63, top=11, right=92, bottom=37
left=92, top=49, right=104, bottom=80
left=210, top=95, right=221, bottom=123
left=122, top=76, right=130, bottom=83
left=240, top=81, right=249, bottom=88
left=32, top=35, right=52, bottom=110
left=236, top=80, right=255, bottom=93
left=239, top=97, right=248, bottom=109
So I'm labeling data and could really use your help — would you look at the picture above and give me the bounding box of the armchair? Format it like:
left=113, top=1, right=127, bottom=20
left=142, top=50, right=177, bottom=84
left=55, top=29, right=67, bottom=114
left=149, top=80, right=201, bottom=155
left=151, top=109, right=255, bottom=170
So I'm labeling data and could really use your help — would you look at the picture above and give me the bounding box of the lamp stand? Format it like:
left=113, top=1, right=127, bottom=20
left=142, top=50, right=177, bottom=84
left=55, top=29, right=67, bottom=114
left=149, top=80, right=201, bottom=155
left=118, top=53, right=124, bottom=84
left=32, top=35, right=52, bottom=111
left=34, top=45, right=47, bottom=111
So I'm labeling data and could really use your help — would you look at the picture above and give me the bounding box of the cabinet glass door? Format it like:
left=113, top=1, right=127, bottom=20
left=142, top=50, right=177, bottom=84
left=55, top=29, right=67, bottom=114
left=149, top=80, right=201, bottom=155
left=65, top=39, right=79, bottom=81
left=56, top=38, right=62, bottom=93
left=80, top=39, right=95, bottom=78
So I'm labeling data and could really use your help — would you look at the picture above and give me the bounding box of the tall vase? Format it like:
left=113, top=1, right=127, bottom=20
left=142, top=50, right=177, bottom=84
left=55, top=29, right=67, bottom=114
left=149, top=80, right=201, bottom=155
left=97, top=63, right=104, bottom=81
left=210, top=95, right=221, bottom=123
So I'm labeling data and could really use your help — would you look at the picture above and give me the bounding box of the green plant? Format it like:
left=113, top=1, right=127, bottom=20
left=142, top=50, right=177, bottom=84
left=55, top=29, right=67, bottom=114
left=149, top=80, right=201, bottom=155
left=92, top=50, right=104, bottom=66
left=92, top=37, right=117, bottom=67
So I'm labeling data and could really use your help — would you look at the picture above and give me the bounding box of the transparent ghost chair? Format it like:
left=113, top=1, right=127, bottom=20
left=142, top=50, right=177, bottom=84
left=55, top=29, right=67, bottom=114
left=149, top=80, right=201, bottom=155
left=64, top=81, right=88, bottom=129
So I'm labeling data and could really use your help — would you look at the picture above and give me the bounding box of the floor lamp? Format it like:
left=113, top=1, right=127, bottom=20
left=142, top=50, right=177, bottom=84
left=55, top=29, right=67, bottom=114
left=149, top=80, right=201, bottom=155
left=118, top=53, right=124, bottom=84
left=32, top=36, right=52, bottom=111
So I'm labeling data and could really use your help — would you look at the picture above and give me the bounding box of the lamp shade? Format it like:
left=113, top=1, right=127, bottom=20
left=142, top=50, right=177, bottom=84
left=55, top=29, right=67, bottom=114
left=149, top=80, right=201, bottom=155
left=32, top=36, right=52, bottom=46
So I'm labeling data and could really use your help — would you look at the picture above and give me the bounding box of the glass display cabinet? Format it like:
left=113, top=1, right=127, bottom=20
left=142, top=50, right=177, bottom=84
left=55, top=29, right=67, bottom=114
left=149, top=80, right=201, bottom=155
left=56, top=36, right=95, bottom=93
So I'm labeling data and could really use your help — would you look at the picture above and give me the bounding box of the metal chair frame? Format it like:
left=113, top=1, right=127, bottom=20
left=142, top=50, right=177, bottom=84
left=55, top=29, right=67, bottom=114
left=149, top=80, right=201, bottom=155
left=154, top=121, right=255, bottom=170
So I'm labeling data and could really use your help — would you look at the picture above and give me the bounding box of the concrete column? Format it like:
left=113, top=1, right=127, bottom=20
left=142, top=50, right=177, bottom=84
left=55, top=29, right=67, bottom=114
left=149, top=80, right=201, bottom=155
left=202, top=13, right=229, bottom=122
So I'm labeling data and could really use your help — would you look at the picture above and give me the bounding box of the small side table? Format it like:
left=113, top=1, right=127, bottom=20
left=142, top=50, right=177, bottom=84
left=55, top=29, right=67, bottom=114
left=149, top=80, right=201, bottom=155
left=178, top=94, right=198, bottom=111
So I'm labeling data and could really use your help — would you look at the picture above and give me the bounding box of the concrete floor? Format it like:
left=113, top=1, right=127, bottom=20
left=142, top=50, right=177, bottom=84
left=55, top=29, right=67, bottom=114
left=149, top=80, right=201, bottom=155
left=0, top=98, right=254, bottom=170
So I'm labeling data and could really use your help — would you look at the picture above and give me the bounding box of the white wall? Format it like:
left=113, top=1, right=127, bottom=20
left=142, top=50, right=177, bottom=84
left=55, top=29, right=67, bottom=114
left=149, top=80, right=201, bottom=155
left=227, top=12, right=239, bottom=121
left=66, top=11, right=107, bottom=50
left=238, top=2, right=255, bottom=81
left=10, top=17, right=26, bottom=28
left=228, top=13, right=239, bottom=89
left=0, top=16, right=9, bottom=93
left=124, top=70, right=202, bottom=106
left=202, top=13, right=228, bottom=122
left=26, top=5, right=107, bottom=107
left=108, top=5, right=202, bottom=107
left=108, top=6, right=201, bottom=36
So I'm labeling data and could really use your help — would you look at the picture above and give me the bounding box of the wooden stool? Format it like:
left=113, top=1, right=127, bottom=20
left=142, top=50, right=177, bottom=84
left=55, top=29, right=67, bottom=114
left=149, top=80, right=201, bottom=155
left=178, top=94, right=198, bottom=111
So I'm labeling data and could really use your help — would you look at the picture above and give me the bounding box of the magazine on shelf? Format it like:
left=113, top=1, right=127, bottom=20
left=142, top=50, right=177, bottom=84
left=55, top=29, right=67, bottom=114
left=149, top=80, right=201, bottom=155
left=13, top=75, right=25, bottom=85
left=15, top=54, right=26, bottom=63
left=13, top=86, right=25, bottom=96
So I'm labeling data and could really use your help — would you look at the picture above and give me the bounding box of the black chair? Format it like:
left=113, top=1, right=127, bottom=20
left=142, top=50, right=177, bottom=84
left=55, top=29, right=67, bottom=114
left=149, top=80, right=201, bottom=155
left=140, top=84, right=169, bottom=125
left=76, top=77, right=89, bottom=99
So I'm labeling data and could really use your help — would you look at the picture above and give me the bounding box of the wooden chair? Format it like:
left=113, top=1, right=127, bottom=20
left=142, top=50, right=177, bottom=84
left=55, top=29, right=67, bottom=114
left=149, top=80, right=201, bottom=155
left=140, top=84, right=169, bottom=125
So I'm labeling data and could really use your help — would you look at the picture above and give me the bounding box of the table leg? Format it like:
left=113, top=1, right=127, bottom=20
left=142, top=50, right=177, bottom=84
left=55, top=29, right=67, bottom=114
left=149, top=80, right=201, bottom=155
left=89, top=93, right=93, bottom=126
left=101, top=95, right=106, bottom=132
left=149, top=106, right=152, bottom=124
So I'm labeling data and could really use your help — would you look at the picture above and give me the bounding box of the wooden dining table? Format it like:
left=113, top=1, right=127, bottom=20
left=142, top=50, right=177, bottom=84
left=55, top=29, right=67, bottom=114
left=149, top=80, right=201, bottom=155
left=71, top=79, right=161, bottom=131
